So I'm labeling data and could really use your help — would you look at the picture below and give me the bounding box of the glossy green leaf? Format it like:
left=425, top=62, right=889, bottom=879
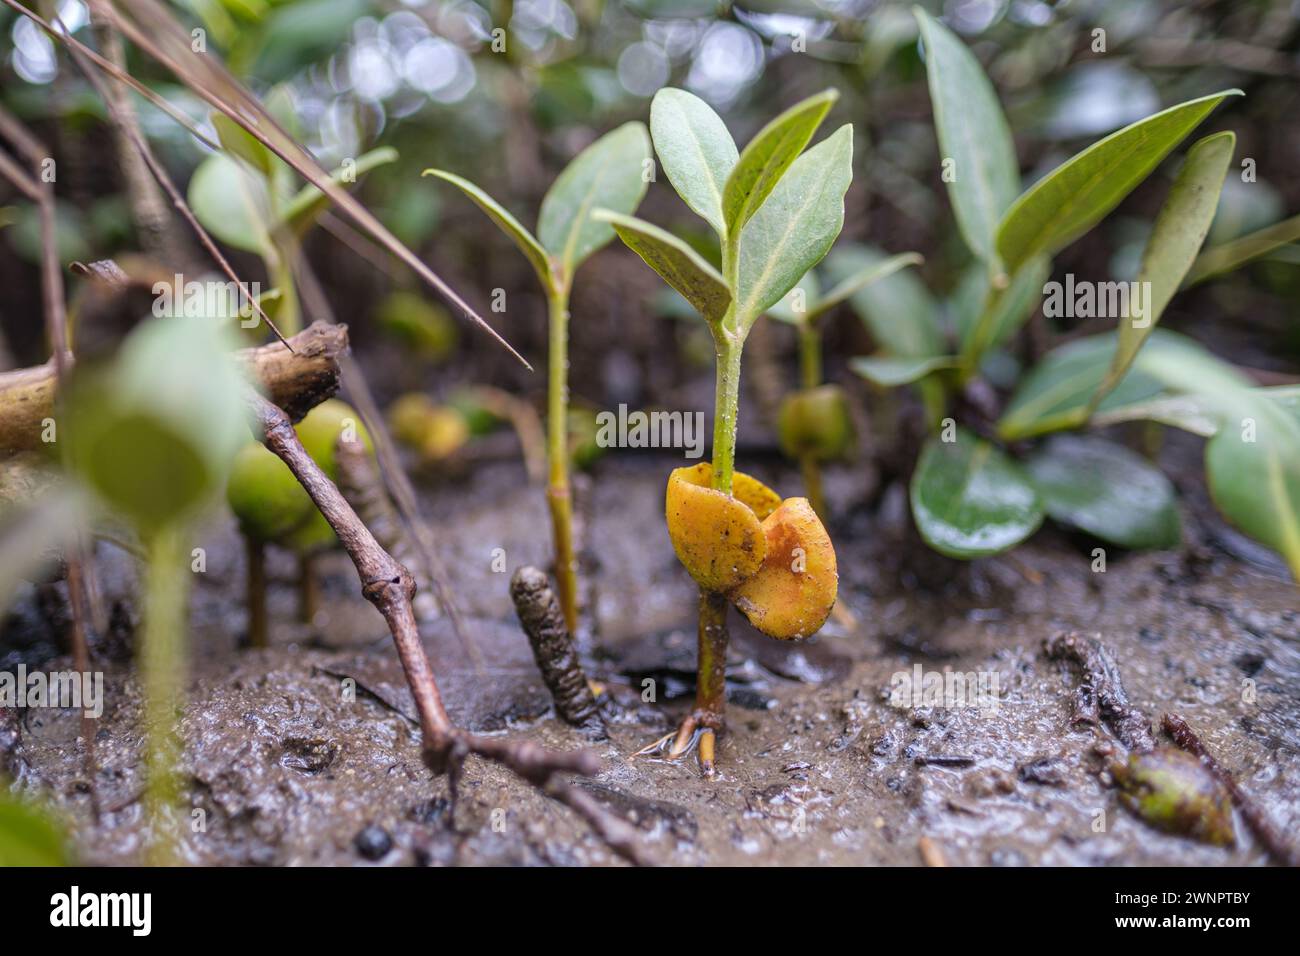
left=423, top=168, right=553, bottom=289
left=0, top=793, right=69, bottom=866
left=910, top=428, right=1044, bottom=558
left=722, top=89, right=837, bottom=237
left=538, top=122, right=652, bottom=280
left=1025, top=435, right=1181, bottom=550
left=1091, top=132, right=1235, bottom=409
left=1205, top=393, right=1300, bottom=580
left=1186, top=211, right=1300, bottom=286
left=851, top=354, right=959, bottom=387
left=915, top=8, right=1019, bottom=263
left=596, top=211, right=731, bottom=327
left=282, top=147, right=399, bottom=237
left=958, top=255, right=1049, bottom=360
left=829, top=244, right=943, bottom=357
left=996, top=90, right=1242, bottom=275
left=650, top=88, right=738, bottom=237
left=736, top=125, right=854, bottom=323
left=188, top=152, right=274, bottom=253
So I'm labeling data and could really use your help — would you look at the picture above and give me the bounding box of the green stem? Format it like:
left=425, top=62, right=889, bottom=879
left=695, top=589, right=729, bottom=716
left=546, top=286, right=578, bottom=634
left=798, top=320, right=821, bottom=391
left=801, top=454, right=827, bottom=521
left=710, top=340, right=743, bottom=494
left=141, top=523, right=190, bottom=865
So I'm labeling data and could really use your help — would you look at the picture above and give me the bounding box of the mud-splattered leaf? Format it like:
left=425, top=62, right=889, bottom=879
left=423, top=168, right=553, bottom=289
left=736, top=125, right=854, bottom=322
left=996, top=90, right=1242, bottom=275
left=650, top=88, right=738, bottom=237
left=538, top=122, right=652, bottom=280
left=915, top=8, right=1019, bottom=264
left=1026, top=435, right=1181, bottom=550
left=1091, top=132, right=1235, bottom=409
left=597, top=211, right=731, bottom=326
left=722, top=89, right=837, bottom=237
left=910, top=428, right=1043, bottom=558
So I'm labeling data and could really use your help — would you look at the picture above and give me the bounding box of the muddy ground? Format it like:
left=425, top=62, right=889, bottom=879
left=2, top=431, right=1297, bottom=866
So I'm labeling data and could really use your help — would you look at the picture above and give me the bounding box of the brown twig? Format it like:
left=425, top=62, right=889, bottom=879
left=1161, top=713, right=1299, bottom=866
left=249, top=393, right=649, bottom=864
left=1044, top=632, right=1156, bottom=753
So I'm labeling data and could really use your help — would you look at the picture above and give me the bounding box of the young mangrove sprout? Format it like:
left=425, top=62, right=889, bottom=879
left=767, top=251, right=922, bottom=518
left=226, top=399, right=374, bottom=642
left=67, top=316, right=248, bottom=862
left=595, top=87, right=851, bottom=774
left=423, top=123, right=652, bottom=633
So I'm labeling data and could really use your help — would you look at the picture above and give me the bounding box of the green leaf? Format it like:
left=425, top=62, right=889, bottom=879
left=722, top=89, right=837, bottom=238
left=423, top=168, right=554, bottom=289
left=281, top=146, right=399, bottom=237
left=0, top=793, right=69, bottom=866
left=851, top=354, right=959, bottom=387
left=188, top=152, right=274, bottom=254
left=958, top=255, right=1050, bottom=361
left=914, top=8, right=1019, bottom=263
left=537, top=122, right=652, bottom=281
left=910, top=428, right=1044, bottom=558
left=1205, top=393, right=1300, bottom=580
left=1186, top=211, right=1300, bottom=286
left=828, top=244, right=943, bottom=357
left=1091, top=132, right=1235, bottom=409
left=650, top=88, right=738, bottom=237
left=596, top=210, right=731, bottom=327
left=767, top=270, right=822, bottom=325
left=212, top=111, right=275, bottom=176
left=997, top=330, right=1249, bottom=441
left=996, top=90, right=1242, bottom=275
left=735, top=125, right=854, bottom=323
left=813, top=251, right=924, bottom=321
left=1025, top=435, right=1181, bottom=550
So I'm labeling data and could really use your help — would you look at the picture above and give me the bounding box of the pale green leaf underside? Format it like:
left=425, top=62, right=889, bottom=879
left=423, top=168, right=553, bottom=288
left=597, top=210, right=731, bottom=327
left=915, top=8, right=1019, bottom=264
left=650, top=88, right=738, bottom=237
left=188, top=152, right=274, bottom=254
left=910, top=428, right=1044, bottom=559
left=283, top=147, right=399, bottom=237
left=1088, top=385, right=1300, bottom=437
left=538, top=121, right=652, bottom=279
left=767, top=271, right=823, bottom=325
left=1186, top=210, right=1300, bottom=286
left=828, top=244, right=944, bottom=358
left=851, top=354, right=959, bottom=387
left=996, top=89, right=1242, bottom=275
left=736, top=124, right=854, bottom=322
left=815, top=252, right=924, bottom=321
left=722, top=89, right=837, bottom=238
left=1091, top=131, right=1235, bottom=411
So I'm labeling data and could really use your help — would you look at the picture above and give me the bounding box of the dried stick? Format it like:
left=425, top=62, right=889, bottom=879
left=0, top=321, right=347, bottom=454
left=1162, top=713, right=1299, bottom=867
left=249, top=394, right=649, bottom=864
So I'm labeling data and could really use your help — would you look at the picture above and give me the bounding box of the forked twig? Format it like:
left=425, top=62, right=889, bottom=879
left=249, top=394, right=650, bottom=864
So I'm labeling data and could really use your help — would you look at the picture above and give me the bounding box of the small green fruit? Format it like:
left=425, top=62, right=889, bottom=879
left=1112, top=747, right=1235, bottom=846
left=777, top=385, right=854, bottom=461
left=296, top=399, right=373, bottom=480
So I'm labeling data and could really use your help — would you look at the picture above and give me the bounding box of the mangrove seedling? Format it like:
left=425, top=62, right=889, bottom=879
left=596, top=87, right=851, bottom=773
left=767, top=251, right=922, bottom=518
left=423, top=122, right=652, bottom=634
left=847, top=10, right=1299, bottom=578
left=227, top=399, right=374, bottom=642
left=1112, top=747, right=1235, bottom=847
left=67, top=316, right=248, bottom=861
left=189, top=95, right=398, bottom=336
